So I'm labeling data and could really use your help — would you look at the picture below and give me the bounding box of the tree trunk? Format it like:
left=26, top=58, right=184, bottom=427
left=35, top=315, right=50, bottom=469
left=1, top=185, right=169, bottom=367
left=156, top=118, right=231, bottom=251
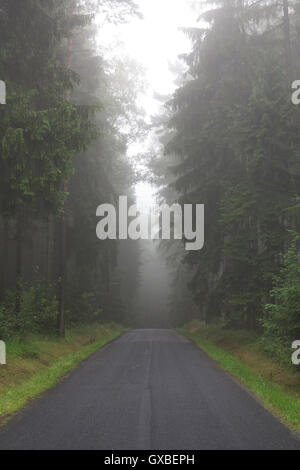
left=0, top=217, right=9, bottom=298
left=15, top=213, right=23, bottom=327
left=57, top=203, right=66, bottom=337
left=46, top=216, right=52, bottom=297
left=57, top=33, right=73, bottom=337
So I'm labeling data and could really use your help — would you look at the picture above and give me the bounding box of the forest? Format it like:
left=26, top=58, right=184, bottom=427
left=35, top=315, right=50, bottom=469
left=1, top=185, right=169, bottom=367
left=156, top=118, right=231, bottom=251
left=0, top=0, right=142, bottom=339
left=153, top=0, right=300, bottom=365
left=0, top=0, right=300, bottom=370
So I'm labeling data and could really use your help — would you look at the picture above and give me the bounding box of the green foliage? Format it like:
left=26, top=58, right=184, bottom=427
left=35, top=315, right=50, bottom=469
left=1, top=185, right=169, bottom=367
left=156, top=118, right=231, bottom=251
left=0, top=323, right=125, bottom=420
left=262, top=233, right=300, bottom=364
left=0, top=0, right=142, bottom=338
left=0, top=282, right=58, bottom=341
left=66, top=291, right=102, bottom=325
left=0, top=295, right=17, bottom=341
left=0, top=0, right=95, bottom=218
left=156, top=0, right=300, bottom=333
left=181, top=325, right=300, bottom=432
left=0, top=89, right=94, bottom=216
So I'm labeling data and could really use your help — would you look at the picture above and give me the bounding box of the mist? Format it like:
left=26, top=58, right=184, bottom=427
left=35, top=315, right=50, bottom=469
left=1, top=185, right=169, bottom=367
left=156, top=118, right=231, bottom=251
left=132, top=240, right=171, bottom=328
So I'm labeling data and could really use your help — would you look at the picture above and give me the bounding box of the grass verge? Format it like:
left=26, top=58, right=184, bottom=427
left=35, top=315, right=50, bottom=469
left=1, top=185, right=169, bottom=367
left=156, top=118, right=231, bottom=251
left=179, top=321, right=300, bottom=433
left=0, top=323, right=125, bottom=423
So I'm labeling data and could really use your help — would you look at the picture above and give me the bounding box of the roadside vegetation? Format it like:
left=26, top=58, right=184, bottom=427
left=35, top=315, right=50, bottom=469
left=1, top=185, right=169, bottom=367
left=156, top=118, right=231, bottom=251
left=0, top=323, right=125, bottom=423
left=180, top=321, right=300, bottom=432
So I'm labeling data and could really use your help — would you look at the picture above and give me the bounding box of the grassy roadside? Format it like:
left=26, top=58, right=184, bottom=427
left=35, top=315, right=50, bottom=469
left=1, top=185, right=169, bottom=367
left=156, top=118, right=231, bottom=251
left=0, top=323, right=125, bottom=423
left=179, top=321, right=300, bottom=433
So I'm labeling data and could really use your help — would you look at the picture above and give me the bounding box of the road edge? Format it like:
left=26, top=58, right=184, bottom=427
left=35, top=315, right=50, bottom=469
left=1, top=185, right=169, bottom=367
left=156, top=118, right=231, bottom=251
left=0, top=327, right=127, bottom=427
left=178, top=329, right=300, bottom=441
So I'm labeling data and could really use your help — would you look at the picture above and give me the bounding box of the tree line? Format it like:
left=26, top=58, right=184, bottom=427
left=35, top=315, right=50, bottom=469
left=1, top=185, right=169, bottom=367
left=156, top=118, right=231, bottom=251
left=154, top=0, right=300, bottom=363
left=0, top=0, right=142, bottom=339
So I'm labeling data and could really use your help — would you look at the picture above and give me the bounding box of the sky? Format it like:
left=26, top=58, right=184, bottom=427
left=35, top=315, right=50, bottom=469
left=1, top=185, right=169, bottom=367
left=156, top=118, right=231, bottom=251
left=97, top=0, right=199, bottom=209
left=99, top=0, right=198, bottom=114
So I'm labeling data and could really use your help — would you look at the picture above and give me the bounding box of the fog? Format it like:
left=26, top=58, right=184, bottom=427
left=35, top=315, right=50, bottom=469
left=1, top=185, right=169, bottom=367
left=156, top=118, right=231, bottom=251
left=1, top=0, right=300, bottom=452
left=1, top=0, right=299, bottom=347
left=132, top=240, right=171, bottom=328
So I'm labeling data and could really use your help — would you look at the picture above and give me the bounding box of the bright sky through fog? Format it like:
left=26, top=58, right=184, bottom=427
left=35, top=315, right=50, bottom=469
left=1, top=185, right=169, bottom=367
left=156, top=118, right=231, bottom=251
left=135, top=181, right=157, bottom=214
left=99, top=0, right=198, bottom=116
left=122, top=0, right=195, bottom=112
left=98, top=0, right=199, bottom=211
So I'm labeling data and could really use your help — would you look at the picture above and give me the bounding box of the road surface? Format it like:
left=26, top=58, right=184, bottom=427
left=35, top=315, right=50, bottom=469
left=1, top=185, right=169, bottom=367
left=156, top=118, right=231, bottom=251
left=0, top=329, right=299, bottom=450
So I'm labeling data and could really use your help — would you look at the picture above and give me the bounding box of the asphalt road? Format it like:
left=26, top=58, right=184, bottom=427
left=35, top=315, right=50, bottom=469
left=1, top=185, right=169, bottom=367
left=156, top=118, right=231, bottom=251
left=0, top=329, right=299, bottom=450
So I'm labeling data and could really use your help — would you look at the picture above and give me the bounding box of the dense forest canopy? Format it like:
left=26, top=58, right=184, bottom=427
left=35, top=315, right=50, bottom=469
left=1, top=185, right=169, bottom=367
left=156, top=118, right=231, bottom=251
left=0, top=0, right=142, bottom=337
left=0, top=0, right=299, bottom=366
left=149, top=0, right=300, bottom=363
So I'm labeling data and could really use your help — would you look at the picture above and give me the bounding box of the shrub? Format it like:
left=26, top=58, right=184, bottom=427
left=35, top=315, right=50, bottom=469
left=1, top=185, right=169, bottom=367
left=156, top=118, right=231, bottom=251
left=261, top=233, right=300, bottom=365
left=66, top=291, right=102, bottom=325
left=0, top=281, right=58, bottom=340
